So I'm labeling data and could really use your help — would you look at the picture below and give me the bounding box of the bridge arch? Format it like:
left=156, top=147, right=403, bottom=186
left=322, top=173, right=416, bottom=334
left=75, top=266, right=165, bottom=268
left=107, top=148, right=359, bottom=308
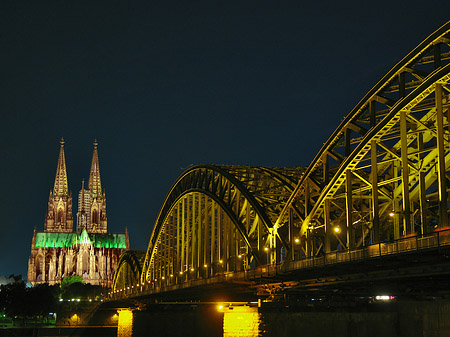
left=111, top=250, right=145, bottom=291
left=141, top=165, right=303, bottom=283
left=275, top=21, right=450, bottom=261
left=110, top=22, right=450, bottom=300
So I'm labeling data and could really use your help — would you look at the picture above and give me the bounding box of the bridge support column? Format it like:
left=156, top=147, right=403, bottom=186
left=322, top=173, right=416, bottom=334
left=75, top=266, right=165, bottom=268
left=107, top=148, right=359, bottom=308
left=371, top=140, right=380, bottom=242
left=436, top=83, right=448, bottom=228
left=289, top=208, right=295, bottom=260
left=345, top=169, right=354, bottom=250
left=324, top=199, right=331, bottom=253
left=418, top=134, right=427, bottom=236
left=400, top=110, right=412, bottom=234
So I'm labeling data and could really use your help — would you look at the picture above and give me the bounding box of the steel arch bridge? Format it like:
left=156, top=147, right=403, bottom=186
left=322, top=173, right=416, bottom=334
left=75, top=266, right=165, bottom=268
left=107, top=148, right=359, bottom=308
left=111, top=21, right=450, bottom=297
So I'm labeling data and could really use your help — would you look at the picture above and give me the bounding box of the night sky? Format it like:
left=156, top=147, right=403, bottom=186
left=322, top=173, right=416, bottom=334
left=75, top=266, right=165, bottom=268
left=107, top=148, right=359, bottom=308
left=1, top=1, right=450, bottom=278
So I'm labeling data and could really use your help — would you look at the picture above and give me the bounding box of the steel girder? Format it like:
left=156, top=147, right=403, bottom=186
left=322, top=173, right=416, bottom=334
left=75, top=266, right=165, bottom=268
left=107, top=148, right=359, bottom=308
left=275, top=21, right=450, bottom=261
left=112, top=250, right=145, bottom=291
left=141, top=165, right=303, bottom=283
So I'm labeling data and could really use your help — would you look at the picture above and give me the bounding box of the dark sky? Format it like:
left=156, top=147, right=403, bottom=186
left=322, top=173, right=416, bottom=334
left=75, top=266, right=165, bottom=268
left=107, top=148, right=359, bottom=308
left=1, top=1, right=450, bottom=278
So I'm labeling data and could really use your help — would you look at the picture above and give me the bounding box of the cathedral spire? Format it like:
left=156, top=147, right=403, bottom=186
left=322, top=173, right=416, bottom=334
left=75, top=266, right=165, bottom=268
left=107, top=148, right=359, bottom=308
left=53, top=138, right=69, bottom=196
left=88, top=139, right=102, bottom=197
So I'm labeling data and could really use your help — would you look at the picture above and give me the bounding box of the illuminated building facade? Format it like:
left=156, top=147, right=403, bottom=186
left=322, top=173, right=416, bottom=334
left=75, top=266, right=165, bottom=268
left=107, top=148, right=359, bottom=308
left=27, top=139, right=129, bottom=286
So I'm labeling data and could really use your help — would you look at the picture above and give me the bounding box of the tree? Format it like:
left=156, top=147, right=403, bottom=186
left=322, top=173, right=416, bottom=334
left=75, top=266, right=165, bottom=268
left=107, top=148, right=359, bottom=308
left=61, top=276, right=83, bottom=289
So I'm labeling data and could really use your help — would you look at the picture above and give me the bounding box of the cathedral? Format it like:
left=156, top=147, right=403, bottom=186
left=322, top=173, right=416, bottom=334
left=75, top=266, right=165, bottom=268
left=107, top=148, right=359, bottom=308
left=27, top=139, right=129, bottom=287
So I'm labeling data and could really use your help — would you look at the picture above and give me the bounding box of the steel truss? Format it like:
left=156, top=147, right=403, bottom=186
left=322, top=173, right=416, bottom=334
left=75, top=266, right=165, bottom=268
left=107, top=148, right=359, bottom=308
left=112, top=250, right=145, bottom=291
left=275, top=21, right=450, bottom=262
left=112, top=22, right=450, bottom=295
left=140, top=165, right=303, bottom=284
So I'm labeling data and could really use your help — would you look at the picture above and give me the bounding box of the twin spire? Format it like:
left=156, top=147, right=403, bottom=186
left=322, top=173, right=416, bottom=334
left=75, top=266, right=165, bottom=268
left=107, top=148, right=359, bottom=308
left=89, top=139, right=102, bottom=197
left=53, top=138, right=102, bottom=197
left=53, top=138, right=69, bottom=196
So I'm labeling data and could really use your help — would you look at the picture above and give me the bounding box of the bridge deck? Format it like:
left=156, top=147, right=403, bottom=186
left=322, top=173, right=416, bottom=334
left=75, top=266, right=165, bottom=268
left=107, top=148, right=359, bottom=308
left=109, top=229, right=450, bottom=301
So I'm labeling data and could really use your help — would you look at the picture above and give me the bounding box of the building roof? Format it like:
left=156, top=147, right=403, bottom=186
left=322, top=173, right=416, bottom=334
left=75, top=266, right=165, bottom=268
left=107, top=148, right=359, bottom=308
left=35, top=229, right=127, bottom=249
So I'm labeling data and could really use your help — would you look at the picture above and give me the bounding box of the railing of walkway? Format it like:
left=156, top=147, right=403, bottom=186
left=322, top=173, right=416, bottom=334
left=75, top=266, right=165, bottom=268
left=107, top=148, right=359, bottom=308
left=108, top=228, right=450, bottom=300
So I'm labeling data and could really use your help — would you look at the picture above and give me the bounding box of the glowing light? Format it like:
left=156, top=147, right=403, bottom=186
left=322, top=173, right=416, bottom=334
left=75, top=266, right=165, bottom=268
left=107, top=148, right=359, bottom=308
left=76, top=299, right=80, bottom=302
left=179, top=271, right=183, bottom=275
left=162, top=276, right=165, bottom=280
left=375, top=295, right=394, bottom=301
left=34, top=232, right=127, bottom=249
left=264, top=247, right=269, bottom=252
left=389, top=212, right=395, bottom=217
left=170, top=274, right=174, bottom=277
left=238, top=255, right=242, bottom=259
left=59, top=299, right=63, bottom=302
left=223, top=305, right=261, bottom=336
left=294, top=238, right=300, bottom=243
left=218, top=305, right=224, bottom=311
left=118, top=309, right=134, bottom=336
left=204, top=264, right=208, bottom=268
left=334, top=226, right=341, bottom=234
left=190, top=268, right=195, bottom=272
left=219, top=260, right=223, bottom=264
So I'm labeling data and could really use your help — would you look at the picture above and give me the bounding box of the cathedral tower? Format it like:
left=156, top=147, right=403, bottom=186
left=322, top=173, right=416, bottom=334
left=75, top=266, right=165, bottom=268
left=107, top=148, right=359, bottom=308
left=76, top=140, right=108, bottom=234
left=44, top=138, right=73, bottom=233
left=28, top=139, right=129, bottom=287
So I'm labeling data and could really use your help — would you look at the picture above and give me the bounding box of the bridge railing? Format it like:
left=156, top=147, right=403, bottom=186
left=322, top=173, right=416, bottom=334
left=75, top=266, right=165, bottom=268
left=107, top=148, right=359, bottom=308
left=279, top=228, right=450, bottom=275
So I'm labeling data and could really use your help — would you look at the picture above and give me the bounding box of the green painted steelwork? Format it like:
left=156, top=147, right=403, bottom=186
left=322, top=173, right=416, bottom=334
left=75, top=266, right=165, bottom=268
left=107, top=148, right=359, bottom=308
left=35, top=230, right=127, bottom=249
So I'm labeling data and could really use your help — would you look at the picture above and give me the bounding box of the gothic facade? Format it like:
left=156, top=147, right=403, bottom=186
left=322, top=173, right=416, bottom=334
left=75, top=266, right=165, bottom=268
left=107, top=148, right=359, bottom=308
left=27, top=139, right=129, bottom=287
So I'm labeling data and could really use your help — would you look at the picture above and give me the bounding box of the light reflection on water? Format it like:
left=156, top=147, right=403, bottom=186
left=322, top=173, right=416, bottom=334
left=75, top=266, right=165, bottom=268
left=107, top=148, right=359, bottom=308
left=116, top=303, right=264, bottom=337
left=117, top=309, right=133, bottom=337
left=223, top=305, right=262, bottom=337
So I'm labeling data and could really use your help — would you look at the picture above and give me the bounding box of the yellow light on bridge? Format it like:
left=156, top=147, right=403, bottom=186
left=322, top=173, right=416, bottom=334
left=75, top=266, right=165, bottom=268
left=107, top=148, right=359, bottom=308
left=238, top=255, right=242, bottom=259
left=170, top=274, right=174, bottom=277
left=162, top=276, right=165, bottom=280
left=389, top=211, right=395, bottom=217
left=294, top=238, right=300, bottom=244
left=190, top=268, right=195, bottom=272
left=204, top=264, right=208, bottom=268
left=264, top=247, right=269, bottom=252
left=219, top=260, right=223, bottom=264
left=334, top=226, right=341, bottom=234
left=179, top=271, right=183, bottom=275
left=217, top=305, right=224, bottom=311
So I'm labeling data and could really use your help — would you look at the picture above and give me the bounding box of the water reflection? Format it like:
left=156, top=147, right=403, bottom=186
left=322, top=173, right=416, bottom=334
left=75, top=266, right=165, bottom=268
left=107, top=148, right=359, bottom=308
left=222, top=305, right=262, bottom=337
left=117, top=309, right=133, bottom=337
